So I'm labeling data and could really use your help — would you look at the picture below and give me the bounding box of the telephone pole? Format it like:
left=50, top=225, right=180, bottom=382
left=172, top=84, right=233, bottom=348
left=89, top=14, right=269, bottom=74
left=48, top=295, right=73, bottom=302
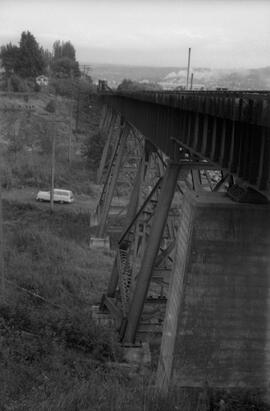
left=66, top=97, right=73, bottom=164
left=50, top=122, right=56, bottom=213
left=0, top=177, right=5, bottom=301
left=75, top=87, right=80, bottom=132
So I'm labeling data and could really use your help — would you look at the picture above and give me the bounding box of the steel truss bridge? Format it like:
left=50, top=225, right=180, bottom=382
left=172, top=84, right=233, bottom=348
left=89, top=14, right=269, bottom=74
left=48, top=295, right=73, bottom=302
left=91, top=89, right=270, bottom=393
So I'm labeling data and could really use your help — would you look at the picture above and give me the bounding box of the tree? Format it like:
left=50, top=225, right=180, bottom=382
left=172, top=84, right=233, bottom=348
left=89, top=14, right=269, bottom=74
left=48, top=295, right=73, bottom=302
left=51, top=40, right=80, bottom=79
left=51, top=57, right=80, bottom=79
left=52, top=40, right=62, bottom=60
left=81, top=132, right=106, bottom=169
left=40, top=46, right=53, bottom=72
left=0, top=31, right=45, bottom=80
left=15, top=31, right=45, bottom=78
left=53, top=40, right=76, bottom=61
left=0, top=43, right=19, bottom=74
left=52, top=40, right=80, bottom=79
left=117, top=78, right=162, bottom=92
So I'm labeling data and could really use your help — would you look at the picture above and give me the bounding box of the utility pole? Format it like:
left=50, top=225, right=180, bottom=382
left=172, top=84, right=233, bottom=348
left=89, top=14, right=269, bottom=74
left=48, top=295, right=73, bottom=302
left=45, top=98, right=57, bottom=213
left=75, top=87, right=80, bottom=132
left=67, top=98, right=73, bottom=164
left=50, top=121, right=56, bottom=213
left=186, top=47, right=191, bottom=90
left=0, top=176, right=5, bottom=301
left=68, top=121, right=72, bottom=164
left=39, top=99, right=68, bottom=213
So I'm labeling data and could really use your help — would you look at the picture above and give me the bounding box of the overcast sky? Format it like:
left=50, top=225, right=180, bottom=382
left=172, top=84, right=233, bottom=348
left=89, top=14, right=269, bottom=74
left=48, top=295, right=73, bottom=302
left=0, top=0, right=269, bottom=68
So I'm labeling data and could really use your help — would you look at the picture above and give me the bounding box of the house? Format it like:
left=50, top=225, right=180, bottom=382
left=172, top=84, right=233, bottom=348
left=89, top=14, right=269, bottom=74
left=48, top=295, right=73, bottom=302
left=36, top=75, right=49, bottom=86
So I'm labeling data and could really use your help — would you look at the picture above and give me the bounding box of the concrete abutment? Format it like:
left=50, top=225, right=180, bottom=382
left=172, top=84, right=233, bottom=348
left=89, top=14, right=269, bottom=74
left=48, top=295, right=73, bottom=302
left=157, top=191, right=270, bottom=395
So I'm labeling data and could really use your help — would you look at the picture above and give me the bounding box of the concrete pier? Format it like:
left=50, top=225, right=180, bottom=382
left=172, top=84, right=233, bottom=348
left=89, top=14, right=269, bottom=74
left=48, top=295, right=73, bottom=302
left=157, top=191, right=270, bottom=392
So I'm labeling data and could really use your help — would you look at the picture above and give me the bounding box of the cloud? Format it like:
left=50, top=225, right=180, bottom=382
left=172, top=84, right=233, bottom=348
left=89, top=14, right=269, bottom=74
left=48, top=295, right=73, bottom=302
left=0, top=0, right=269, bottom=68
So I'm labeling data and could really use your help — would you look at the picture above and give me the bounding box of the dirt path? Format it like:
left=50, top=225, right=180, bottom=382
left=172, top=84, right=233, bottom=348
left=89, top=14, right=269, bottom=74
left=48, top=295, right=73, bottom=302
left=2, top=187, right=98, bottom=215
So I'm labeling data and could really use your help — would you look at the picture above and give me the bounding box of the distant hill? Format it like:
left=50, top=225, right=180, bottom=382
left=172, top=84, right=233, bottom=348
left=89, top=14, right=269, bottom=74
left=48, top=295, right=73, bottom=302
left=86, top=63, right=270, bottom=90
left=88, top=63, right=182, bottom=87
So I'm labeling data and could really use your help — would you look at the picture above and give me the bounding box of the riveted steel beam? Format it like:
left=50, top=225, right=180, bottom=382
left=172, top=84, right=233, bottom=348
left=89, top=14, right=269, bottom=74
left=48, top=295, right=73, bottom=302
left=123, top=161, right=181, bottom=344
left=101, top=92, right=270, bottom=197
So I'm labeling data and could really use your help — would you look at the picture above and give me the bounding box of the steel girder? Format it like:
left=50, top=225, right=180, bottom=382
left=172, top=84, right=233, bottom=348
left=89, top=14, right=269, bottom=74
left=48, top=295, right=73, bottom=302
left=101, top=92, right=270, bottom=198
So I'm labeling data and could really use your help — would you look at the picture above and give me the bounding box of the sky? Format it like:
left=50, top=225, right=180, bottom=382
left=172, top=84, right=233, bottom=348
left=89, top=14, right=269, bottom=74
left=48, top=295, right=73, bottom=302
left=0, top=0, right=269, bottom=69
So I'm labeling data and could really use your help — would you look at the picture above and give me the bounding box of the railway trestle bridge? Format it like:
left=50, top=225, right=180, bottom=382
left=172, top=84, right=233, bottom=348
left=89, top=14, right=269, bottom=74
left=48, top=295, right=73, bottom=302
left=91, top=89, right=270, bottom=393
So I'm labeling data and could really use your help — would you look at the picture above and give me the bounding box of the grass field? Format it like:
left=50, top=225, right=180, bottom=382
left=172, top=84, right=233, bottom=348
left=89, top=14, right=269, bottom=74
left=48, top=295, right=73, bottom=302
left=0, top=198, right=186, bottom=411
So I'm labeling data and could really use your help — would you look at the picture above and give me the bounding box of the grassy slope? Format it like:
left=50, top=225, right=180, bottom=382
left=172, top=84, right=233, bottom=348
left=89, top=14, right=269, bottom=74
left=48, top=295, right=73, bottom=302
left=0, top=185, right=150, bottom=410
left=0, top=201, right=180, bottom=410
left=0, top=200, right=119, bottom=410
left=0, top=91, right=118, bottom=410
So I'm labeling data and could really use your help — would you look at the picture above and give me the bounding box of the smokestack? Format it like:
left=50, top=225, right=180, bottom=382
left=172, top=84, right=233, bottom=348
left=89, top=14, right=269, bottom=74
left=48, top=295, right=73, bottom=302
left=190, top=72, right=194, bottom=90
left=186, top=47, right=191, bottom=90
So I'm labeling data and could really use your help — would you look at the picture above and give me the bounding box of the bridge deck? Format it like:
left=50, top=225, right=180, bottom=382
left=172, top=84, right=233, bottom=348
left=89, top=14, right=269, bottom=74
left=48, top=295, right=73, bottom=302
left=102, top=91, right=270, bottom=197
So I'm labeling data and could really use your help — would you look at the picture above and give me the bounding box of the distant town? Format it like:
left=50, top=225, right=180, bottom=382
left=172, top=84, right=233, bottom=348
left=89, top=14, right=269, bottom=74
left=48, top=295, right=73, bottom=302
left=89, top=63, right=270, bottom=91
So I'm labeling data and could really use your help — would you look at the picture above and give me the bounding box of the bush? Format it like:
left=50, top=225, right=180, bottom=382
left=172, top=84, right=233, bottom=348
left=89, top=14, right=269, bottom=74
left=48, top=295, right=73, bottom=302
left=81, top=131, right=106, bottom=169
left=3, top=152, right=51, bottom=187
left=0, top=163, right=17, bottom=189
left=10, top=74, right=28, bottom=92
left=117, top=78, right=162, bottom=92
left=50, top=78, right=74, bottom=97
left=45, top=99, right=56, bottom=113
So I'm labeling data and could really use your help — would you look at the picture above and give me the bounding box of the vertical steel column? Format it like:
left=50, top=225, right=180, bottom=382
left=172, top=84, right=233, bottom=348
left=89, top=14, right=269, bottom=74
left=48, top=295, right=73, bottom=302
left=106, top=258, right=119, bottom=298
left=106, top=156, right=144, bottom=298
left=123, top=161, right=181, bottom=343
left=102, top=106, right=112, bottom=134
left=96, top=113, right=117, bottom=184
left=106, top=164, right=159, bottom=299
left=97, top=126, right=127, bottom=238
left=126, top=157, right=145, bottom=223
left=98, top=105, right=106, bottom=131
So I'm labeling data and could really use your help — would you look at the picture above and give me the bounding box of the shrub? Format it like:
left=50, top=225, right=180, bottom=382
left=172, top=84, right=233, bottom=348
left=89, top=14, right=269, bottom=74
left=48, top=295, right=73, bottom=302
left=81, top=131, right=106, bottom=169
left=45, top=99, right=56, bottom=113
left=49, top=78, right=74, bottom=97
left=10, top=74, right=28, bottom=92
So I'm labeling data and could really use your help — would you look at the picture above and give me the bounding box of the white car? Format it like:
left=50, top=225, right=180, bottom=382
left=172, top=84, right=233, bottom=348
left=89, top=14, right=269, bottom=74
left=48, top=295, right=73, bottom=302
left=36, top=189, right=74, bottom=204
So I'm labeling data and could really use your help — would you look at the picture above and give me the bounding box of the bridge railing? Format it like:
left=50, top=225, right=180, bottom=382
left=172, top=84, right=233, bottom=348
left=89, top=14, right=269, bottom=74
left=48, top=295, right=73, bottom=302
left=110, top=90, right=270, bottom=127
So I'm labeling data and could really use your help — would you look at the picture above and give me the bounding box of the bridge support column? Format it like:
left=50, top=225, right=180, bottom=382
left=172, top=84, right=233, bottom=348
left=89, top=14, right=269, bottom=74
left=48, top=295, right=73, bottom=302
left=126, top=157, right=145, bottom=223
left=156, top=190, right=270, bottom=394
left=98, top=104, right=106, bottom=132
left=91, top=117, right=145, bottom=241
left=97, top=124, right=127, bottom=238
left=105, top=158, right=145, bottom=298
left=96, top=112, right=118, bottom=184
left=123, top=161, right=181, bottom=343
left=101, top=105, right=112, bottom=135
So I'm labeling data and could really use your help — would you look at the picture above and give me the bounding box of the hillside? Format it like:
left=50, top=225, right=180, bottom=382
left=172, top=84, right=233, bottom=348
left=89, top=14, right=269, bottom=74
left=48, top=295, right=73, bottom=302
left=0, top=90, right=183, bottom=411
